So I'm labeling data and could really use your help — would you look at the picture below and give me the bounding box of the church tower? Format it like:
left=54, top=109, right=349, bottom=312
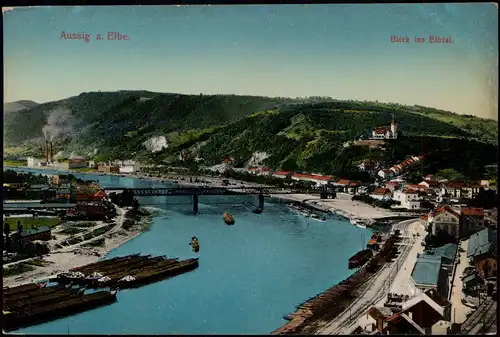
left=391, top=114, right=397, bottom=138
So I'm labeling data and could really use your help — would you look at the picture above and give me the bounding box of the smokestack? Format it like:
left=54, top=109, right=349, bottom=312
left=45, top=140, right=49, bottom=163
left=50, top=141, right=54, bottom=163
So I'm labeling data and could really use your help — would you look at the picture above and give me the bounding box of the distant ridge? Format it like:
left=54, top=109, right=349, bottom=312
left=4, top=100, right=39, bottom=113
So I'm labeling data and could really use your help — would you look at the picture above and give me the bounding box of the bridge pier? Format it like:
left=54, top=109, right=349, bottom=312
left=193, top=194, right=199, bottom=215
left=258, top=193, right=264, bottom=210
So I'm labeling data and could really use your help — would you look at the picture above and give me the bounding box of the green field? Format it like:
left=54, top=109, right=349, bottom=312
left=3, top=217, right=62, bottom=231
left=3, top=160, right=26, bottom=167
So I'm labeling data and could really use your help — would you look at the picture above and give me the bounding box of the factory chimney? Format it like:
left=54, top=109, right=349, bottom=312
left=50, top=141, right=54, bottom=163
left=45, top=140, right=49, bottom=163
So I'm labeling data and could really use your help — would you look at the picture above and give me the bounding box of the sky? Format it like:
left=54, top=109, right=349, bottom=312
left=3, top=4, right=498, bottom=120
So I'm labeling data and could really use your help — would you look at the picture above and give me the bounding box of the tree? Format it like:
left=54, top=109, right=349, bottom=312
left=4, top=222, right=11, bottom=252
left=435, top=168, right=467, bottom=182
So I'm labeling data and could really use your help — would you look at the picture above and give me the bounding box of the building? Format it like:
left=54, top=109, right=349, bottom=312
left=88, top=160, right=96, bottom=168
left=378, top=169, right=394, bottom=180
left=393, top=188, right=421, bottom=209
left=371, top=114, right=398, bottom=140
left=370, top=188, right=392, bottom=200
left=27, top=157, right=41, bottom=167
left=98, top=165, right=120, bottom=173
left=291, top=173, right=333, bottom=187
left=378, top=289, right=451, bottom=334
left=410, top=255, right=448, bottom=296
left=259, top=167, right=271, bottom=176
left=426, top=243, right=458, bottom=275
left=119, top=165, right=139, bottom=174
left=272, top=171, right=291, bottom=179
left=440, top=181, right=480, bottom=200
left=466, top=228, right=497, bottom=279
left=384, top=181, right=401, bottom=192
left=247, top=166, right=261, bottom=175
left=460, top=207, right=485, bottom=237
left=52, top=174, right=70, bottom=186
left=431, top=206, right=461, bottom=239
left=419, top=180, right=440, bottom=190
left=18, top=226, right=52, bottom=242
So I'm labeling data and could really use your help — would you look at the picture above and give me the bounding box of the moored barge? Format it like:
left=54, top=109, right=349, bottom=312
left=348, top=249, right=373, bottom=269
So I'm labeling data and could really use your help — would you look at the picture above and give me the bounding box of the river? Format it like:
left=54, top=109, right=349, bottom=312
left=6, top=167, right=373, bottom=334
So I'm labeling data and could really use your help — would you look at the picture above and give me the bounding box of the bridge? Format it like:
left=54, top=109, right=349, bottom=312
left=102, top=186, right=338, bottom=214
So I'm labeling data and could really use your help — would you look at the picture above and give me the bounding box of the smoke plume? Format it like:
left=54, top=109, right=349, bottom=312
left=42, top=106, right=77, bottom=140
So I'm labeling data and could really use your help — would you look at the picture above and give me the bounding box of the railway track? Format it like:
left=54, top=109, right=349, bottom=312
left=313, top=220, right=417, bottom=335
left=459, top=298, right=497, bottom=334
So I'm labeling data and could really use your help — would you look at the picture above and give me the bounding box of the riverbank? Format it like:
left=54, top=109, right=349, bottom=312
left=3, top=206, right=153, bottom=288
left=8, top=165, right=394, bottom=223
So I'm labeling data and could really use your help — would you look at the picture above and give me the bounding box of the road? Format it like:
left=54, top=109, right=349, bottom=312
left=315, top=219, right=426, bottom=335
left=450, top=239, right=473, bottom=324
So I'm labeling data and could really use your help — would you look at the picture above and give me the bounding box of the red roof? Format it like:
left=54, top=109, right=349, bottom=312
left=292, top=173, right=332, bottom=181
left=348, top=181, right=361, bottom=187
left=386, top=181, right=400, bottom=186
left=435, top=206, right=460, bottom=218
left=401, top=188, right=419, bottom=194
left=446, top=181, right=468, bottom=189
left=420, top=214, right=429, bottom=221
left=273, top=171, right=291, bottom=176
left=461, top=207, right=484, bottom=217
left=337, top=179, right=351, bottom=185
left=373, top=188, right=391, bottom=195
left=247, top=167, right=260, bottom=171
left=261, top=168, right=270, bottom=172
left=374, top=127, right=389, bottom=134
left=407, top=184, right=428, bottom=190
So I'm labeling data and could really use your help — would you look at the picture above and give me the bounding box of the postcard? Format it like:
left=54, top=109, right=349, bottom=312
left=3, top=4, right=498, bottom=335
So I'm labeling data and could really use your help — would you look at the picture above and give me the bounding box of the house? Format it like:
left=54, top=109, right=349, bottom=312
left=381, top=289, right=451, bottom=334
left=370, top=188, right=392, bottom=200
left=460, top=207, right=485, bottom=237
left=419, top=180, right=440, bottom=190
left=98, top=165, right=120, bottom=173
left=358, top=159, right=378, bottom=171
left=259, top=167, right=271, bottom=176
left=410, top=255, right=448, bottom=297
left=272, top=171, right=291, bottom=179
left=441, top=181, right=468, bottom=199
left=52, top=174, right=70, bottom=186
left=378, top=169, right=394, bottom=179
left=393, top=189, right=421, bottom=209
left=358, top=306, right=393, bottom=333
left=406, top=184, right=428, bottom=192
left=431, top=206, right=461, bottom=239
left=466, top=228, right=497, bottom=279
left=384, top=181, right=400, bottom=192
left=88, top=160, right=96, bottom=168
left=247, top=166, right=260, bottom=175
left=291, top=173, right=333, bottom=187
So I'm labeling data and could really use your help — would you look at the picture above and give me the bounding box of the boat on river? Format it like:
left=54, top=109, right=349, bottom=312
left=189, top=237, right=200, bottom=252
left=252, top=208, right=263, bottom=214
left=223, top=211, right=235, bottom=225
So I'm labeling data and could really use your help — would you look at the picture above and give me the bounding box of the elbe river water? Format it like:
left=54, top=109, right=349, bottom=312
left=8, top=167, right=372, bottom=334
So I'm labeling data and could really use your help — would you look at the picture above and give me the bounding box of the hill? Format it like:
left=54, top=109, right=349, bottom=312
left=3, top=91, right=498, bottom=180
left=3, top=100, right=39, bottom=113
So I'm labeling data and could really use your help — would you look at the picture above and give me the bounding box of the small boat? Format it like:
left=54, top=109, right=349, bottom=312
left=299, top=211, right=311, bottom=218
left=189, top=236, right=200, bottom=252
left=252, top=208, right=263, bottom=214
left=223, top=211, right=235, bottom=225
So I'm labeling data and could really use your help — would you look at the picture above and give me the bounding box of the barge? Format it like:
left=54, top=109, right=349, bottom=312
left=3, top=290, right=117, bottom=331
left=348, top=249, right=373, bottom=269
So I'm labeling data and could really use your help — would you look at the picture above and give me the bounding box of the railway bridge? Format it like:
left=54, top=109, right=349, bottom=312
left=102, top=186, right=338, bottom=214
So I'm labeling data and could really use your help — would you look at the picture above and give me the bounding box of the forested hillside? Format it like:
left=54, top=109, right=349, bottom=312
left=3, top=91, right=498, bottom=180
